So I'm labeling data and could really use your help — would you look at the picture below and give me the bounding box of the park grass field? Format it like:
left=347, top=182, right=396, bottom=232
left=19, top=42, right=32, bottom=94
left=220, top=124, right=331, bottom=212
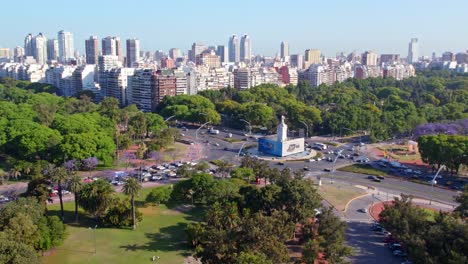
left=318, top=183, right=366, bottom=211
left=338, top=164, right=387, bottom=177
left=43, top=187, right=201, bottom=264
left=160, top=143, right=189, bottom=163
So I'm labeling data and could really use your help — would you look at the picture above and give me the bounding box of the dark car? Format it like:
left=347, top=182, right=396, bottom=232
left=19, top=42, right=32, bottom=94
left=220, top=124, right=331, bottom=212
left=277, top=162, right=285, bottom=165
left=303, top=166, right=310, bottom=171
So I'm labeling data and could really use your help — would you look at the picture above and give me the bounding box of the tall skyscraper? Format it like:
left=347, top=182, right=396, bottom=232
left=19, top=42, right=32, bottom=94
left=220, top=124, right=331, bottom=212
left=32, top=33, right=48, bottom=65
left=169, top=48, right=181, bottom=59
left=228, top=35, right=240, bottom=63
left=305, top=49, right=321, bottom=67
left=407, top=38, right=419, bottom=64
left=102, top=36, right=123, bottom=62
left=240, top=34, right=251, bottom=62
left=24, top=33, right=34, bottom=57
left=46, top=39, right=58, bottom=61
left=216, top=45, right=228, bottom=63
left=126, top=38, right=140, bottom=67
left=58, top=30, right=74, bottom=63
left=280, top=41, right=289, bottom=59
left=85, top=36, right=99, bottom=64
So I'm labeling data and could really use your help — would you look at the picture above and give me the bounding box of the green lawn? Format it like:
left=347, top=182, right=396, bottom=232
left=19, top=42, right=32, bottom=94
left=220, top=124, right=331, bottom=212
left=318, top=184, right=366, bottom=211
left=43, top=187, right=201, bottom=264
left=160, top=143, right=189, bottom=162
left=338, top=164, right=387, bottom=177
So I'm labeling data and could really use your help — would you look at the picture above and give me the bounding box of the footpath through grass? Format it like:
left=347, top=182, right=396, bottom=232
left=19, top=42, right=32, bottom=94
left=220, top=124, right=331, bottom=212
left=43, top=187, right=202, bottom=264
left=338, top=164, right=387, bottom=177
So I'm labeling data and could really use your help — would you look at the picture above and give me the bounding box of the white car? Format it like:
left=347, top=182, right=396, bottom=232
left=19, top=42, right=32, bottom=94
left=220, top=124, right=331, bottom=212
left=316, top=158, right=322, bottom=161
left=308, top=159, right=316, bottom=162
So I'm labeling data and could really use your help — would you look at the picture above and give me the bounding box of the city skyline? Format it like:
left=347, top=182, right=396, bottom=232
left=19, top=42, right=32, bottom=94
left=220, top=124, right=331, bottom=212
left=0, top=0, right=467, bottom=56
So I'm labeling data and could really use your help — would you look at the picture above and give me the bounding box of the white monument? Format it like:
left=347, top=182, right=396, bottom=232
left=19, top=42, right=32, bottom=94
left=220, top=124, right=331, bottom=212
left=258, top=115, right=305, bottom=157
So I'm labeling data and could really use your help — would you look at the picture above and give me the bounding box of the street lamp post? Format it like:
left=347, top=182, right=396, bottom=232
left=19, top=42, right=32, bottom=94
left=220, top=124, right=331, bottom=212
left=240, top=119, right=252, bottom=136
left=89, top=225, right=97, bottom=255
left=429, top=165, right=446, bottom=205
left=237, top=142, right=248, bottom=158
left=164, top=115, right=176, bottom=122
left=299, top=121, right=309, bottom=138
left=195, top=122, right=211, bottom=140
left=330, top=150, right=343, bottom=184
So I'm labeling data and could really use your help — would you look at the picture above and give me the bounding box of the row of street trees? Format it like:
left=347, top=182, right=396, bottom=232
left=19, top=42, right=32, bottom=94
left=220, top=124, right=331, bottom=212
left=379, top=191, right=468, bottom=263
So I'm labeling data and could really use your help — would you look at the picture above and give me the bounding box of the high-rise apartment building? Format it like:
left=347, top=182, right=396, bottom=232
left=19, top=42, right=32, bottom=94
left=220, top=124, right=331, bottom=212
left=58, top=30, right=74, bottom=63
left=32, top=33, right=48, bottom=65
left=216, top=45, right=228, bottom=63
left=169, top=48, right=181, bottom=60
left=441, top=52, right=455, bottom=62
left=0, top=48, right=10, bottom=59
left=240, top=34, right=251, bottom=62
left=196, top=51, right=221, bottom=68
left=407, top=38, right=418, bottom=64
left=290, top=54, right=304, bottom=70
left=98, top=55, right=121, bottom=97
left=106, top=68, right=135, bottom=106
left=362, top=51, right=378, bottom=66
left=154, top=70, right=177, bottom=105
left=85, top=36, right=99, bottom=64
left=161, top=57, right=175, bottom=69
left=129, top=69, right=155, bottom=112
left=47, top=39, right=58, bottom=61
left=24, top=34, right=34, bottom=57
left=305, top=49, right=321, bottom=67
left=126, top=38, right=140, bottom=67
left=280, top=41, right=289, bottom=59
left=190, top=43, right=206, bottom=62
left=380, top=54, right=400, bottom=64
left=102, top=36, right=123, bottom=62
left=14, top=46, right=24, bottom=63
left=228, top=35, right=240, bottom=63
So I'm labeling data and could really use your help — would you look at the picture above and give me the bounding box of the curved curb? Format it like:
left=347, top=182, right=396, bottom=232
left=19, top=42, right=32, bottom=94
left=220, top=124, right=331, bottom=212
left=343, top=193, right=371, bottom=213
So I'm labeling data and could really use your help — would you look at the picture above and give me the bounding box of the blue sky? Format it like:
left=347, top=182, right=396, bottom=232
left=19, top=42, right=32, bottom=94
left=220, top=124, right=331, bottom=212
left=1, top=0, right=467, bottom=57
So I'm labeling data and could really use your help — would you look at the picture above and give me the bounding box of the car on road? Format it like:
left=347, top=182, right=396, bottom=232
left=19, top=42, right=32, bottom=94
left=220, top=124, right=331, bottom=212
left=214, top=142, right=220, bottom=146
left=393, top=250, right=407, bottom=257
left=150, top=176, right=163, bottom=181
left=323, top=168, right=334, bottom=172
left=358, top=208, right=368, bottom=213
left=0, top=196, right=10, bottom=203
left=303, top=166, right=310, bottom=171
left=316, top=158, right=322, bottom=161
left=277, top=162, right=285, bottom=165
left=308, top=159, right=315, bottom=162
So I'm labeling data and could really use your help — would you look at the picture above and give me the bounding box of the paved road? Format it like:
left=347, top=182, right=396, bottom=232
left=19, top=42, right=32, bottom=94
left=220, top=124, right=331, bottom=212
left=345, top=195, right=401, bottom=264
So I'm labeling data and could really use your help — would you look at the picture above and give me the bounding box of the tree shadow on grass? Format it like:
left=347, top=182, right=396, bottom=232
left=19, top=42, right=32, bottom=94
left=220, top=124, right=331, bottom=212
left=119, top=223, right=192, bottom=257
left=47, top=208, right=97, bottom=227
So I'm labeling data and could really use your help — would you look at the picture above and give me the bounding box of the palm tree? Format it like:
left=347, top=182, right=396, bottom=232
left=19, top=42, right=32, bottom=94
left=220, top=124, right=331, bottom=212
left=8, top=166, right=21, bottom=181
left=69, top=174, right=83, bottom=223
left=122, top=178, right=141, bottom=230
left=47, top=165, right=69, bottom=221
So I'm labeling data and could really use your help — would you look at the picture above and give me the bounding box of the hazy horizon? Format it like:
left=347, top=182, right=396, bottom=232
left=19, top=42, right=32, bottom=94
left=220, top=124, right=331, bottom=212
left=1, top=0, right=467, bottom=57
